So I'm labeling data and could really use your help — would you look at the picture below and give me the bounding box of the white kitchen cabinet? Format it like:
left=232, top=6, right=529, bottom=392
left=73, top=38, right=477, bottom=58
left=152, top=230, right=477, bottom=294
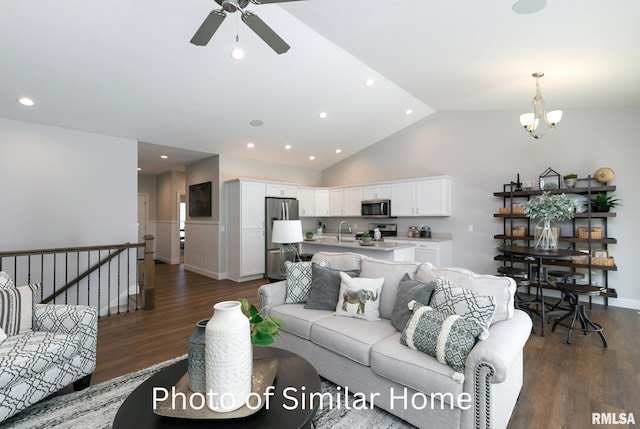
left=265, top=182, right=298, bottom=198
left=415, top=177, right=451, bottom=216
left=390, top=177, right=451, bottom=217
left=389, top=238, right=452, bottom=267
left=315, top=189, right=330, bottom=217
left=298, top=187, right=316, bottom=217
left=329, top=188, right=344, bottom=216
left=390, top=181, right=415, bottom=216
left=343, top=186, right=363, bottom=216
left=240, top=229, right=266, bottom=276
left=225, top=179, right=266, bottom=282
left=362, top=184, right=390, bottom=200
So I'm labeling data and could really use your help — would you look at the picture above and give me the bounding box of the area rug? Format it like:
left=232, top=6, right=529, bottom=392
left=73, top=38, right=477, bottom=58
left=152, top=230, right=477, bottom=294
left=1, top=356, right=414, bottom=429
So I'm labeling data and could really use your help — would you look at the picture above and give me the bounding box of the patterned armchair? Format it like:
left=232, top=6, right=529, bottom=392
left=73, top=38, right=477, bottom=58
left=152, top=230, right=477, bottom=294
left=0, top=303, right=98, bottom=422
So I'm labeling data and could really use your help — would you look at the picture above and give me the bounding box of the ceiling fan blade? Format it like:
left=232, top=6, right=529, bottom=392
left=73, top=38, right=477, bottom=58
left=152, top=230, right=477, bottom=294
left=190, top=10, right=227, bottom=46
left=242, top=11, right=290, bottom=54
left=251, top=0, right=306, bottom=3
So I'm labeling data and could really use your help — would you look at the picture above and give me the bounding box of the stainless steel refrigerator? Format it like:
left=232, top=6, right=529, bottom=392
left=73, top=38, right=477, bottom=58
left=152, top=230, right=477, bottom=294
left=265, top=197, right=299, bottom=281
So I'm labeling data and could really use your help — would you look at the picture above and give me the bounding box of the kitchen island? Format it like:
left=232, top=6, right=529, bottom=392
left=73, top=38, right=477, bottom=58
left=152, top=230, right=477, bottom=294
left=300, top=237, right=415, bottom=262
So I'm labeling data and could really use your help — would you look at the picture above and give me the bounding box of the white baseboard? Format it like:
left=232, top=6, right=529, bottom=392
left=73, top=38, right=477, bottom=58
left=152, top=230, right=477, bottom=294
left=184, top=264, right=222, bottom=280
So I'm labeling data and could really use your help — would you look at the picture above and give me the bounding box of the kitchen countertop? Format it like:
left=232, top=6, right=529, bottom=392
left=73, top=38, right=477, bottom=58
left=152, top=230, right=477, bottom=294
left=301, top=237, right=415, bottom=252
left=387, top=236, right=452, bottom=243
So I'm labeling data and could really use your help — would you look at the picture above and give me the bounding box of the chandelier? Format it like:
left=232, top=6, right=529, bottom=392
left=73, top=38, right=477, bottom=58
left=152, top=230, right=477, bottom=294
left=519, top=72, right=563, bottom=139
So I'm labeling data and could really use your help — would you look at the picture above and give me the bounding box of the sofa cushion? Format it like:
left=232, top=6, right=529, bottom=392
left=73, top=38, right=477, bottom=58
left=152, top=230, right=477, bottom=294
left=284, top=260, right=329, bottom=303
left=401, top=301, right=486, bottom=383
left=436, top=267, right=515, bottom=323
left=415, top=262, right=438, bottom=284
left=431, top=276, right=496, bottom=331
left=359, top=259, right=420, bottom=320
left=0, top=272, right=14, bottom=290
left=0, top=283, right=41, bottom=337
left=0, top=331, right=81, bottom=389
left=391, top=274, right=436, bottom=331
left=371, top=332, right=466, bottom=408
left=305, top=264, right=359, bottom=311
left=334, top=273, right=384, bottom=321
left=269, top=304, right=333, bottom=340
left=310, top=316, right=397, bottom=366
left=311, top=252, right=364, bottom=271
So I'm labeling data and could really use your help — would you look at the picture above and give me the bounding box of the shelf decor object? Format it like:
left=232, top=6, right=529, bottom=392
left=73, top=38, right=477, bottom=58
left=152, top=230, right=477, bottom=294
left=519, top=72, right=563, bottom=139
left=524, top=192, right=577, bottom=250
left=538, top=167, right=561, bottom=190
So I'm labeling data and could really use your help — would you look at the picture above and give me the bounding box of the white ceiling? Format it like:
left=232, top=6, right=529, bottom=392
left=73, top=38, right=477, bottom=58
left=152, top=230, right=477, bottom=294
left=2, top=0, right=639, bottom=174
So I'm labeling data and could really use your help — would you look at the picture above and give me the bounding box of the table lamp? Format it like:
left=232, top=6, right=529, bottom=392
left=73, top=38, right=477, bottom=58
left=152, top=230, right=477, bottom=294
left=271, top=220, right=303, bottom=276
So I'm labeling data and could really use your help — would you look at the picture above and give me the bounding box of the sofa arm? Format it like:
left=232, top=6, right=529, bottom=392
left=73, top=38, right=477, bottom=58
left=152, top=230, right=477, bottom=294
left=33, top=304, right=98, bottom=372
left=465, top=309, right=532, bottom=383
left=258, top=280, right=287, bottom=314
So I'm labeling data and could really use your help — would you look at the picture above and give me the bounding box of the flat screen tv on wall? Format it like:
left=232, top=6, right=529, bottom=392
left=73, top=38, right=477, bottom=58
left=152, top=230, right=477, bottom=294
left=189, top=181, right=212, bottom=217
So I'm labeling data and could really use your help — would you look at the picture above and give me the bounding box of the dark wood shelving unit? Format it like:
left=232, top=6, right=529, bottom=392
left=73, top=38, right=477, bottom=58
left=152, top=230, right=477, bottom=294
left=494, top=177, right=618, bottom=304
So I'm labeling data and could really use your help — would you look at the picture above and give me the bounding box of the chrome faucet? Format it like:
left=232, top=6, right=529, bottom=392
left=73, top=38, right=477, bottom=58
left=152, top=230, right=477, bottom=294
left=338, top=221, right=352, bottom=243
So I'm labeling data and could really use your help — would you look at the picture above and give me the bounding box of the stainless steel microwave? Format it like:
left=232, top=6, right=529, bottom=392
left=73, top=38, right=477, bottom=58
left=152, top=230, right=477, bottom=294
left=361, top=199, right=392, bottom=218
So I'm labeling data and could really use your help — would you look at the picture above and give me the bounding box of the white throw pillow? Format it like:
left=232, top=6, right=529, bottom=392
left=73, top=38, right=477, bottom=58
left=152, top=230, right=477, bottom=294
left=334, top=272, right=384, bottom=321
left=0, top=283, right=41, bottom=336
left=285, top=260, right=328, bottom=303
left=0, top=326, right=7, bottom=343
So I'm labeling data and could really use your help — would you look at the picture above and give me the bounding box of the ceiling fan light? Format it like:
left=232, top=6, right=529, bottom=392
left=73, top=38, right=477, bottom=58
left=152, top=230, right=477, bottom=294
left=546, top=110, right=563, bottom=126
left=230, top=46, right=245, bottom=60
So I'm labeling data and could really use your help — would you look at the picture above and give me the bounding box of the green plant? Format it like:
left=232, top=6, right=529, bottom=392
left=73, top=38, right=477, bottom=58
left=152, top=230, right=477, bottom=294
left=238, top=298, right=284, bottom=346
left=524, top=192, right=577, bottom=221
left=563, top=173, right=578, bottom=179
left=305, top=231, right=314, bottom=237
left=591, top=194, right=622, bottom=209
left=361, top=232, right=371, bottom=237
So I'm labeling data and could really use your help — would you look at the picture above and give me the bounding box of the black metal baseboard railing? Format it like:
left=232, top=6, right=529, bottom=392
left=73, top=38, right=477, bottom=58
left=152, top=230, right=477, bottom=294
left=0, top=235, right=155, bottom=317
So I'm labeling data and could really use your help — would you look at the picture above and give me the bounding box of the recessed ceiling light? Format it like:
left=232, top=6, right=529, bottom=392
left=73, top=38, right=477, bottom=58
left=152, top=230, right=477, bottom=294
left=335, top=149, right=342, bottom=154
left=364, top=79, right=375, bottom=87
left=250, top=119, right=263, bottom=127
left=247, top=142, right=254, bottom=149
left=319, top=112, right=328, bottom=119
left=160, top=155, right=168, bottom=159
left=309, top=155, right=316, bottom=160
left=17, top=97, right=34, bottom=106
left=405, top=109, right=414, bottom=115
left=285, top=145, right=292, bottom=150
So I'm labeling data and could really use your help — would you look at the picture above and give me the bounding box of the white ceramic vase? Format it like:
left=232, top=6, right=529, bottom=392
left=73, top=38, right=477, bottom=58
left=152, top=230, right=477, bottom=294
left=205, top=301, right=252, bottom=412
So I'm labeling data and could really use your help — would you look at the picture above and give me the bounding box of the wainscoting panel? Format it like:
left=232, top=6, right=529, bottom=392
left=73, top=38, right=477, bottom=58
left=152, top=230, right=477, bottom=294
left=184, top=221, right=220, bottom=279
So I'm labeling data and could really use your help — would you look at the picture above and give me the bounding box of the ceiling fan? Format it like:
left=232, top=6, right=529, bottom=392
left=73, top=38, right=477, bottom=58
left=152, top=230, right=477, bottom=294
left=190, top=0, right=305, bottom=54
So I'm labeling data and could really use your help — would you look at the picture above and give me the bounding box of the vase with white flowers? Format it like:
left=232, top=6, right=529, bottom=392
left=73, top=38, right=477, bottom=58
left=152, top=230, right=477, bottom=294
left=524, top=192, right=577, bottom=250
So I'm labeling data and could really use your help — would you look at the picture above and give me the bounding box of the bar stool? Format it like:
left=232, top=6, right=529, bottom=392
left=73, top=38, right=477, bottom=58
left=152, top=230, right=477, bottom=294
left=551, top=283, right=607, bottom=347
left=497, top=266, right=538, bottom=333
left=545, top=270, right=585, bottom=321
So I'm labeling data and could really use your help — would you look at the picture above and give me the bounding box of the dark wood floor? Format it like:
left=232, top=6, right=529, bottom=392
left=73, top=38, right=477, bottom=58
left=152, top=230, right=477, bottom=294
left=94, top=263, right=640, bottom=428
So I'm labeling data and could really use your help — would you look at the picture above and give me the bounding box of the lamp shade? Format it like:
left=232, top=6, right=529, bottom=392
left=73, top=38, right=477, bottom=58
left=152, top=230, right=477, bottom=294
left=272, top=220, right=303, bottom=244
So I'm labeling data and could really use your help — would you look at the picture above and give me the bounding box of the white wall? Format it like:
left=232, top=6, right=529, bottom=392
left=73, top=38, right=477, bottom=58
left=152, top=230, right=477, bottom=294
left=321, top=108, right=639, bottom=308
left=0, top=117, right=138, bottom=249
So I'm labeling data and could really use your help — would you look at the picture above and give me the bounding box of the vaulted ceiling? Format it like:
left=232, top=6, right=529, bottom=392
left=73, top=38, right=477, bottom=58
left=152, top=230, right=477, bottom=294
left=2, top=0, right=639, bottom=174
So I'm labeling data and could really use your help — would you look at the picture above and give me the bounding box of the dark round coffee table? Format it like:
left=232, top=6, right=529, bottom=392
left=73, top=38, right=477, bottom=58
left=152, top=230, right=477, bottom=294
left=113, top=347, right=321, bottom=429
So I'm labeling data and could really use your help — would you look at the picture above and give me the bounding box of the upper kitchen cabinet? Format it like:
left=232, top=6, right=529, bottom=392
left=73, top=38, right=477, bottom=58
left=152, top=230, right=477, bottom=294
left=329, top=188, right=344, bottom=216
left=298, top=187, right=316, bottom=217
left=265, top=182, right=298, bottom=198
left=362, top=184, right=391, bottom=200
left=343, top=186, right=363, bottom=216
left=315, top=189, right=330, bottom=217
left=239, top=180, right=266, bottom=229
left=391, top=177, right=452, bottom=217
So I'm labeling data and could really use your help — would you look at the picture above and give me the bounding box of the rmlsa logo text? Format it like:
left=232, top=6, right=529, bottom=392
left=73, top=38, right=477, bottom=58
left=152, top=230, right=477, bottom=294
left=592, top=412, right=636, bottom=425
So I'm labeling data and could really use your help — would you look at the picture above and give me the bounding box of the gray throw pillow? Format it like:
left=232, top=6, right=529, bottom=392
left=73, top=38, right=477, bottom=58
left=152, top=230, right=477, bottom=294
left=391, top=274, right=436, bottom=331
left=305, top=263, right=359, bottom=311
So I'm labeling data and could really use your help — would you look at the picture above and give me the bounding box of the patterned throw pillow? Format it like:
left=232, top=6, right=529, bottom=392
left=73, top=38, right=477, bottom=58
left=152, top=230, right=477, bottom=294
left=0, top=272, right=14, bottom=290
left=401, top=300, right=486, bottom=383
left=0, top=326, right=6, bottom=342
left=285, top=260, right=329, bottom=303
left=0, top=283, right=41, bottom=336
left=430, top=276, right=496, bottom=334
left=334, top=272, right=384, bottom=321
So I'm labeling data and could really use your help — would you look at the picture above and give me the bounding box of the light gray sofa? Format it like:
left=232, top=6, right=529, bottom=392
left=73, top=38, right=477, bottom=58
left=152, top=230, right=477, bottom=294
left=0, top=301, right=98, bottom=422
left=258, top=252, right=532, bottom=429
